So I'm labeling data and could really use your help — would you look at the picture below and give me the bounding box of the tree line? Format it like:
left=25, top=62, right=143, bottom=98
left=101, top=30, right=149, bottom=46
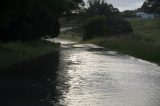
left=81, top=0, right=133, bottom=40
left=122, top=0, right=160, bottom=18
left=0, top=0, right=83, bottom=41
left=142, top=0, right=160, bottom=14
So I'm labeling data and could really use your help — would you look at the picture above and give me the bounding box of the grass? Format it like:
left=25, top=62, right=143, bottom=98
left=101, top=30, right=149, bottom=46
left=0, top=40, right=60, bottom=70
left=84, top=18, right=160, bottom=64
left=59, top=32, right=82, bottom=42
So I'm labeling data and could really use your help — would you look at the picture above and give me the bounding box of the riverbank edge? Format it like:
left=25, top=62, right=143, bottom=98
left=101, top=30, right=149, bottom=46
left=83, top=37, right=160, bottom=65
left=61, top=18, right=160, bottom=65
left=0, top=40, right=60, bottom=72
left=59, top=31, right=160, bottom=65
left=1, top=51, right=60, bottom=74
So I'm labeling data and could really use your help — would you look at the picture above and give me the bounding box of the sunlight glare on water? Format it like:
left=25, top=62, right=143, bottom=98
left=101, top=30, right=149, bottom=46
left=53, top=38, right=160, bottom=106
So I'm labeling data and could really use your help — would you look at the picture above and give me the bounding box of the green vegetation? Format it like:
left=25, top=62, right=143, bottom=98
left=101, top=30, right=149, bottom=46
left=121, top=10, right=137, bottom=18
left=82, top=0, right=133, bottom=40
left=0, top=0, right=84, bottom=70
left=83, top=16, right=107, bottom=39
left=142, top=0, right=160, bottom=14
left=87, top=0, right=120, bottom=16
left=59, top=32, right=82, bottom=42
left=0, top=41, right=60, bottom=70
left=0, top=0, right=83, bottom=41
left=84, top=18, right=160, bottom=63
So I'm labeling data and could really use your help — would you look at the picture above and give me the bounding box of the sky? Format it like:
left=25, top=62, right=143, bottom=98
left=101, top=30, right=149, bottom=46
left=84, top=0, right=146, bottom=11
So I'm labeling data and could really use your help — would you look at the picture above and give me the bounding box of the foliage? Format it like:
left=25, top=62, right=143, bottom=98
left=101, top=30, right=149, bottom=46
left=82, top=16, right=133, bottom=39
left=66, top=0, right=85, bottom=12
left=141, top=0, right=160, bottom=14
left=107, top=17, right=133, bottom=34
left=87, top=0, right=120, bottom=16
left=83, top=16, right=107, bottom=39
left=82, top=0, right=133, bottom=39
left=0, top=40, right=60, bottom=70
left=0, top=0, right=83, bottom=42
left=122, top=10, right=137, bottom=18
left=84, top=18, right=160, bottom=63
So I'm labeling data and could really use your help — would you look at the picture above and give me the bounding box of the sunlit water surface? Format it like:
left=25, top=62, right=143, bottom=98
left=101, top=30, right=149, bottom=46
left=53, top=38, right=160, bottom=106
left=1, top=38, right=160, bottom=106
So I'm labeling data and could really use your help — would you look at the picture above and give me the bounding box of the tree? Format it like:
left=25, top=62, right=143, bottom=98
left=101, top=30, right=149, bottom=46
left=122, top=10, right=137, bottom=18
left=82, top=0, right=133, bottom=39
left=87, top=0, right=120, bottom=16
left=0, top=0, right=84, bottom=41
left=83, top=16, right=107, bottom=39
left=107, top=17, right=133, bottom=34
left=141, top=0, right=160, bottom=14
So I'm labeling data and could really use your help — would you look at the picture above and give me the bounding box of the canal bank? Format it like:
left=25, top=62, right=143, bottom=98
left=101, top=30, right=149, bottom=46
left=60, top=18, right=160, bottom=64
left=0, top=40, right=60, bottom=71
left=0, top=49, right=60, bottom=106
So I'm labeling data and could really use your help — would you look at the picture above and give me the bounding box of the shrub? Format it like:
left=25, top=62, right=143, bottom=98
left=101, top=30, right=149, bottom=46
left=0, top=0, right=82, bottom=42
left=107, top=17, right=133, bottom=35
left=82, top=16, right=133, bottom=40
left=83, top=16, right=107, bottom=40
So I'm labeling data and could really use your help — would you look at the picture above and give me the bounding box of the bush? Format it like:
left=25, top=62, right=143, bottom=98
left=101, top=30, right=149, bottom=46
left=0, top=0, right=82, bottom=42
left=82, top=16, right=133, bottom=40
left=107, top=17, right=133, bottom=34
left=83, top=16, right=107, bottom=40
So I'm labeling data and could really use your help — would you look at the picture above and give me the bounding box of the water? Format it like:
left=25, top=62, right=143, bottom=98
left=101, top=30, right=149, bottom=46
left=54, top=38, right=160, bottom=106
left=1, top=38, right=160, bottom=106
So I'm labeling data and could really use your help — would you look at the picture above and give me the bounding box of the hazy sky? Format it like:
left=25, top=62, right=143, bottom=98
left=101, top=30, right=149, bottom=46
left=84, top=0, right=146, bottom=11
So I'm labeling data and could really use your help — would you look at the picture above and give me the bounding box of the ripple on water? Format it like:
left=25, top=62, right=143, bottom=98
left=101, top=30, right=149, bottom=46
left=54, top=39, right=160, bottom=106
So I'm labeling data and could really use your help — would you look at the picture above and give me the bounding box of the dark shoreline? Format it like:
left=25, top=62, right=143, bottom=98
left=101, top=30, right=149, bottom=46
left=0, top=50, right=60, bottom=73
left=0, top=51, right=60, bottom=106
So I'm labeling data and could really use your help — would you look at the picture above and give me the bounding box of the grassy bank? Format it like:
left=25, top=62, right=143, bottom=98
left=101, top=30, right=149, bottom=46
left=84, top=18, right=160, bottom=64
left=59, top=32, right=82, bottom=42
left=0, top=40, right=60, bottom=70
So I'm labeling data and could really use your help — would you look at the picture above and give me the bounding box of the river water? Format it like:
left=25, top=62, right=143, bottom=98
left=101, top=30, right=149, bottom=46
left=53, top=38, right=160, bottom=106
left=1, top=38, right=160, bottom=106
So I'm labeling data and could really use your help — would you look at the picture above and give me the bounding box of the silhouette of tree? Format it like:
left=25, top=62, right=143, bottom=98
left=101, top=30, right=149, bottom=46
left=0, top=0, right=83, bottom=41
left=87, top=0, right=120, bottom=16
left=142, top=0, right=160, bottom=14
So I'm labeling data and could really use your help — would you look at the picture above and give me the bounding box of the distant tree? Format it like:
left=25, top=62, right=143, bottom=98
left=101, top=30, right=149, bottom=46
left=141, top=0, right=160, bottom=14
left=64, top=0, right=85, bottom=15
left=82, top=0, right=133, bottom=39
left=122, top=10, right=137, bottom=18
left=87, top=0, right=120, bottom=16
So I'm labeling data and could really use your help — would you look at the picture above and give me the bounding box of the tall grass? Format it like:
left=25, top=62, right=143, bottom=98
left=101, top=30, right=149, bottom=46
left=0, top=40, right=59, bottom=70
left=85, top=18, right=160, bottom=64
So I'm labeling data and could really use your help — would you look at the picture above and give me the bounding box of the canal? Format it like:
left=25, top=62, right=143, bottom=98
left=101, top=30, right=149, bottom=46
left=1, top=38, right=160, bottom=106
